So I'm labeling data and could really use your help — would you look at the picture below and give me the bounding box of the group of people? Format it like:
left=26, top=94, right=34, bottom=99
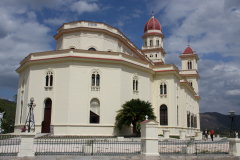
left=205, top=129, right=239, bottom=141
left=204, top=129, right=215, bottom=141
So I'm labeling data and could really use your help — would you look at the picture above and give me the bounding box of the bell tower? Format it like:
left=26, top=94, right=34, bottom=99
left=179, top=45, right=200, bottom=95
left=141, top=13, right=166, bottom=65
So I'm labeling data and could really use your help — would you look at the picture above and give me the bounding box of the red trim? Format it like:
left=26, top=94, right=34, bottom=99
left=155, top=70, right=176, bottom=72
left=26, top=55, right=152, bottom=71
left=144, top=32, right=162, bottom=35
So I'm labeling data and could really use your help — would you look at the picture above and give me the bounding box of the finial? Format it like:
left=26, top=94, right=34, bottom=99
left=151, top=11, right=154, bottom=18
left=145, top=115, right=148, bottom=120
left=188, top=38, right=190, bottom=46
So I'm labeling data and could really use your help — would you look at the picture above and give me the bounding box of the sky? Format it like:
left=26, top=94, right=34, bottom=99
left=0, top=0, right=240, bottom=115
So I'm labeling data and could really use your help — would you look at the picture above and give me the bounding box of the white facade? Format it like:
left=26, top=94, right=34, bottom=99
left=14, top=15, right=200, bottom=136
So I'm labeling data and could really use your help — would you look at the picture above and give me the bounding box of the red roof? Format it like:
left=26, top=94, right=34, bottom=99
left=183, top=45, right=194, bottom=54
left=144, top=15, right=162, bottom=32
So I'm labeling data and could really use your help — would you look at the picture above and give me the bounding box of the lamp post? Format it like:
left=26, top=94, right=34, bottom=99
left=229, top=110, right=238, bottom=138
left=27, top=97, right=36, bottom=133
left=0, top=112, right=5, bottom=134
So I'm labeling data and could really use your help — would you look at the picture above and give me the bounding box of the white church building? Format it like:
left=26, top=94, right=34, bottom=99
left=14, top=14, right=200, bottom=136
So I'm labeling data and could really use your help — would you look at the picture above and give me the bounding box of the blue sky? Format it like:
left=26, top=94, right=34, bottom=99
left=0, top=0, right=240, bottom=114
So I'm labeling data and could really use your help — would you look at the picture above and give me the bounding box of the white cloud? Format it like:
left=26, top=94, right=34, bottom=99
left=147, top=0, right=240, bottom=56
left=70, top=1, right=100, bottom=15
left=226, top=90, right=240, bottom=96
left=146, top=0, right=240, bottom=114
left=0, top=1, right=53, bottom=91
left=44, top=18, right=67, bottom=26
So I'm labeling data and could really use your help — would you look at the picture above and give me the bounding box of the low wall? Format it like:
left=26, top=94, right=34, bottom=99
left=0, top=155, right=238, bottom=160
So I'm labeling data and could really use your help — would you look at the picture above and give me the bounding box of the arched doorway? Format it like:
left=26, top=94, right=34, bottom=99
left=41, top=98, right=52, bottom=133
left=160, top=105, right=168, bottom=125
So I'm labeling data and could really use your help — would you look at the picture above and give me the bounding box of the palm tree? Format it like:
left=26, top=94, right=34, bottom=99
left=115, top=99, right=156, bottom=137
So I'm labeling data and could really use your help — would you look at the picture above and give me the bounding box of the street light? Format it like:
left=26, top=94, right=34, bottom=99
left=229, top=110, right=238, bottom=138
left=27, top=97, right=36, bottom=133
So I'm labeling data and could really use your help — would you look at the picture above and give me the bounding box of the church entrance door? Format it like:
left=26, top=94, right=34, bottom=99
left=41, top=98, right=52, bottom=133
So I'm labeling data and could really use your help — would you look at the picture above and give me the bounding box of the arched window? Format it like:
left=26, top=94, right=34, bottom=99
left=188, top=80, right=192, bottom=86
left=160, top=82, right=167, bottom=95
left=160, top=105, right=168, bottom=125
left=156, top=40, right=159, bottom=46
left=187, top=112, right=190, bottom=127
left=145, top=41, right=147, bottom=46
left=91, top=70, right=100, bottom=91
left=194, top=115, right=197, bottom=128
left=191, top=114, right=194, bottom=128
left=45, top=71, right=53, bottom=87
left=150, top=40, right=153, bottom=46
left=133, top=75, right=139, bottom=93
left=88, top=47, right=96, bottom=51
left=90, top=99, right=100, bottom=123
left=155, top=54, right=157, bottom=58
left=188, top=61, right=192, bottom=69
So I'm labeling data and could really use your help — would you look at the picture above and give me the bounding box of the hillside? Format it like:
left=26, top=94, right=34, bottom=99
left=200, top=112, right=240, bottom=131
left=0, top=98, right=16, bottom=133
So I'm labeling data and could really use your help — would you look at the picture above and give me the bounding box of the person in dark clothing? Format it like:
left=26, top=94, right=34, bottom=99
left=21, top=126, right=26, bottom=132
left=210, top=129, right=214, bottom=141
left=205, top=129, right=209, bottom=141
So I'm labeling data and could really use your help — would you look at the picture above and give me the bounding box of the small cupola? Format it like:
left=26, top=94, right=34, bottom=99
left=183, top=45, right=194, bottom=54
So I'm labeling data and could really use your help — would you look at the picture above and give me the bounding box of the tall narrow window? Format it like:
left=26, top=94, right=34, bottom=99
left=91, top=71, right=100, bottom=91
left=133, top=80, right=135, bottom=90
left=150, top=40, right=153, bottom=46
left=160, top=85, right=163, bottom=94
left=160, top=105, right=168, bottom=125
left=20, top=100, right=23, bottom=124
left=177, top=106, right=179, bottom=126
left=187, top=112, right=190, bottom=127
left=96, top=74, right=100, bottom=86
left=90, top=99, right=100, bottom=123
left=156, top=40, right=159, bottom=46
left=145, top=41, right=147, bottom=46
left=20, top=80, right=25, bottom=124
left=92, top=74, right=95, bottom=86
left=191, top=115, right=193, bottom=127
left=160, top=82, right=167, bottom=95
left=45, top=71, right=53, bottom=87
left=133, top=76, right=139, bottom=93
left=188, top=61, right=192, bottom=69
left=155, top=54, right=157, bottom=58
left=194, top=116, right=197, bottom=128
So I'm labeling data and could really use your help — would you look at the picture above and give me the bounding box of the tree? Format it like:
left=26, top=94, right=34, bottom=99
left=115, top=99, right=156, bottom=136
left=0, top=98, right=16, bottom=134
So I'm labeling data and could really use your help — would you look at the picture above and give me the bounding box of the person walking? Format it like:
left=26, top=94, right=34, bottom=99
left=204, top=129, right=208, bottom=141
left=210, top=129, right=214, bottom=141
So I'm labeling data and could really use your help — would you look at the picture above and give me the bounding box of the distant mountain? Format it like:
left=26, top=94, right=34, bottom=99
left=200, top=112, right=240, bottom=131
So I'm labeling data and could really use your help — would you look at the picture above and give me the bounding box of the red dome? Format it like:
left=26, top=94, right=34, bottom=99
left=183, top=45, right=194, bottom=54
left=144, top=15, right=162, bottom=32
